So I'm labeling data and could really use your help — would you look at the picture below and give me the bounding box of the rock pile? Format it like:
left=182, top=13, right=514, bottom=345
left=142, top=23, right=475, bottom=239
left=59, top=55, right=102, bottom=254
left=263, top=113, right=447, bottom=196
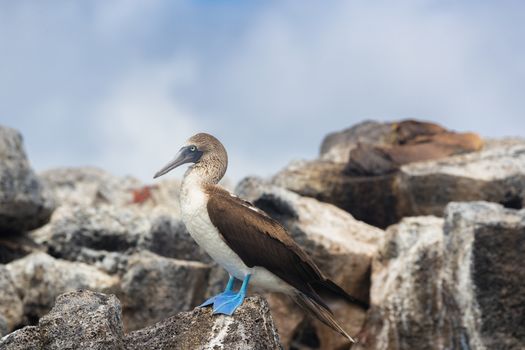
left=0, top=290, right=282, bottom=350
left=273, top=120, right=523, bottom=228
left=1, top=120, right=524, bottom=350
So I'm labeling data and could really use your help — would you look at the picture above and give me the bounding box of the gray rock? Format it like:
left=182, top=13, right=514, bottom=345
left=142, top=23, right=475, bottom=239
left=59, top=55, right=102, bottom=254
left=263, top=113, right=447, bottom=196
left=6, top=252, right=119, bottom=322
left=31, top=204, right=208, bottom=268
left=272, top=159, right=398, bottom=228
left=121, top=251, right=211, bottom=331
left=273, top=139, right=525, bottom=228
left=0, top=317, right=7, bottom=338
left=0, top=234, right=42, bottom=264
left=40, top=167, right=183, bottom=213
left=442, top=202, right=525, bottom=350
left=125, top=295, right=282, bottom=350
left=357, top=202, right=525, bottom=350
left=31, top=205, right=150, bottom=261
left=0, top=326, right=40, bottom=350
left=355, top=216, right=451, bottom=350
left=236, top=177, right=383, bottom=349
left=39, top=167, right=141, bottom=208
left=398, top=140, right=525, bottom=215
left=0, top=266, right=23, bottom=334
left=0, top=125, right=54, bottom=233
left=38, top=290, right=124, bottom=350
left=320, top=121, right=393, bottom=163
left=1, top=290, right=124, bottom=350
left=1, top=292, right=282, bottom=350
left=138, top=214, right=211, bottom=263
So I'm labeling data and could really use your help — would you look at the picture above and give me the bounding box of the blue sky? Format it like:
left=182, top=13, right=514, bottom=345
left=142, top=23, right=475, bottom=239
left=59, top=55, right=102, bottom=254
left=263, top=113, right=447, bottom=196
left=1, top=1, right=524, bottom=182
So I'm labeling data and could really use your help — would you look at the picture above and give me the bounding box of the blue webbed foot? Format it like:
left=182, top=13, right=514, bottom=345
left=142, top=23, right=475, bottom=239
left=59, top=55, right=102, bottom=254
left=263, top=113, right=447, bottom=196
left=199, top=274, right=251, bottom=316
left=199, top=290, right=236, bottom=308
left=199, top=275, right=236, bottom=308
left=212, top=291, right=246, bottom=316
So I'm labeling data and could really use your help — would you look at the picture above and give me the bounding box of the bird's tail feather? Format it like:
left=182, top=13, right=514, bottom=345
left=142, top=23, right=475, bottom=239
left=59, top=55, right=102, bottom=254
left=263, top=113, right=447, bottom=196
left=313, top=278, right=370, bottom=310
left=292, top=292, right=357, bottom=343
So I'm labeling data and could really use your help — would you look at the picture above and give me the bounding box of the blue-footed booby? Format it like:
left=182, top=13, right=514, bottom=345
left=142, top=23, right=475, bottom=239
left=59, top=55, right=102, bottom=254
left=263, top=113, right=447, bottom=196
left=153, top=133, right=368, bottom=343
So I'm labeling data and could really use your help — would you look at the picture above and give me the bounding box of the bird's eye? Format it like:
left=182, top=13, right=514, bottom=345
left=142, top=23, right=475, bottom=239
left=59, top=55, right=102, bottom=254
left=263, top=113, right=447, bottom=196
left=190, top=146, right=196, bottom=152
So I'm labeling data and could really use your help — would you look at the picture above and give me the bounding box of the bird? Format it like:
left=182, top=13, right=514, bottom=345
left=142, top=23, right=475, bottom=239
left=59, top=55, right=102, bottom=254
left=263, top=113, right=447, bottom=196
left=153, top=133, right=368, bottom=343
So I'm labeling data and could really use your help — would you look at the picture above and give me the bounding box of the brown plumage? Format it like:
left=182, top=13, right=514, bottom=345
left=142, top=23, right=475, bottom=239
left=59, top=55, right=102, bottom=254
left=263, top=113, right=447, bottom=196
left=205, top=185, right=368, bottom=342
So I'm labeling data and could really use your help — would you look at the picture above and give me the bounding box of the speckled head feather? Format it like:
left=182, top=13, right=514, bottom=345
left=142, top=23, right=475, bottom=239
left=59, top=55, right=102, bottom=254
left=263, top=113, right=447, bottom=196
left=186, top=133, right=228, bottom=184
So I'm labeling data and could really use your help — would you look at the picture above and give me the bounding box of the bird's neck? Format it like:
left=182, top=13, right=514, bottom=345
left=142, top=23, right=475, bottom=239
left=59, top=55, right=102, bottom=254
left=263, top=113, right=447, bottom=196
left=183, top=162, right=224, bottom=187
left=181, top=166, right=219, bottom=200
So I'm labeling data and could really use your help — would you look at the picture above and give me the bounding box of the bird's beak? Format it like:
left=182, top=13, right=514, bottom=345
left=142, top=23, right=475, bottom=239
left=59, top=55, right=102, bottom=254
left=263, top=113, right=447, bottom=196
left=153, top=148, right=192, bottom=179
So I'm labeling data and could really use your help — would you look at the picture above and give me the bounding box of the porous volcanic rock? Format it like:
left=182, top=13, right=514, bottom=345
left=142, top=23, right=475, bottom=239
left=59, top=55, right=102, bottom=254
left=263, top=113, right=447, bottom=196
left=356, top=202, right=525, bottom=350
left=0, top=290, right=124, bottom=350
left=272, top=160, right=398, bottom=228
left=5, top=252, right=119, bottom=323
left=30, top=204, right=209, bottom=273
left=125, top=295, right=282, bottom=350
left=39, top=167, right=142, bottom=208
left=40, top=166, right=186, bottom=213
left=120, top=251, right=211, bottom=331
left=0, top=126, right=54, bottom=233
left=236, top=177, right=383, bottom=350
left=397, top=139, right=525, bottom=216
left=0, top=291, right=283, bottom=350
left=31, top=205, right=149, bottom=262
left=0, top=266, right=23, bottom=335
left=273, top=137, right=524, bottom=228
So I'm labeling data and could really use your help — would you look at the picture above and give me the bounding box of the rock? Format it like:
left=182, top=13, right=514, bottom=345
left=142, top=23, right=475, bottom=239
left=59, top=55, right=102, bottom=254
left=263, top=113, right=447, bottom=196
left=138, top=214, right=211, bottom=263
left=31, top=204, right=208, bottom=270
left=1, top=293, right=282, bottom=350
left=39, top=290, right=124, bottom=350
left=0, top=326, right=40, bottom=350
left=397, top=139, right=525, bottom=216
left=442, top=202, right=525, bottom=350
left=0, top=234, right=41, bottom=264
left=320, top=120, right=482, bottom=168
left=5, top=252, right=119, bottom=323
left=0, top=290, right=124, bottom=350
left=120, top=251, right=211, bottom=331
left=274, top=139, right=525, bottom=228
left=31, top=205, right=150, bottom=262
left=355, top=216, right=450, bottom=350
left=236, top=177, right=383, bottom=350
left=40, top=167, right=141, bottom=208
left=357, top=202, right=525, bottom=350
left=40, top=167, right=182, bottom=213
left=272, top=160, right=399, bottom=228
left=0, top=318, right=6, bottom=338
left=0, top=266, right=23, bottom=334
left=125, top=295, right=282, bottom=350
left=344, top=130, right=482, bottom=176
left=0, top=125, right=55, bottom=233
left=320, top=121, right=393, bottom=163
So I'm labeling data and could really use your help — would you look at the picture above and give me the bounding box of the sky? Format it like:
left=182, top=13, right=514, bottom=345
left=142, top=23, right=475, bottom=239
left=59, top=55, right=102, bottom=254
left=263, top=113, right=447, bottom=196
left=1, top=0, right=524, bottom=182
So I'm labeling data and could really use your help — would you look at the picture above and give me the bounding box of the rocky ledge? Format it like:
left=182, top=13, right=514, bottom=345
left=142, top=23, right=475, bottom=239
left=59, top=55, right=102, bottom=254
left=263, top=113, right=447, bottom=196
left=1, top=120, right=524, bottom=350
left=0, top=290, right=282, bottom=350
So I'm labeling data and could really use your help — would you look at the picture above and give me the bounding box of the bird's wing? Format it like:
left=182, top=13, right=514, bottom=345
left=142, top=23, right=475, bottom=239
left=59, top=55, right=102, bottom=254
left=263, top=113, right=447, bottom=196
left=205, top=186, right=327, bottom=303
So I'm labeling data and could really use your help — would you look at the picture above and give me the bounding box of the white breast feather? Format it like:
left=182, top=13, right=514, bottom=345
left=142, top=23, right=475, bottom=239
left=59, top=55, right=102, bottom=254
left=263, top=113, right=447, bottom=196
left=179, top=174, right=293, bottom=294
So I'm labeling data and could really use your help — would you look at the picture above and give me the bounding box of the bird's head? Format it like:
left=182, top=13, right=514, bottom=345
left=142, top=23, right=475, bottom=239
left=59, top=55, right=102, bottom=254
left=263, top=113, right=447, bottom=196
left=153, top=133, right=228, bottom=183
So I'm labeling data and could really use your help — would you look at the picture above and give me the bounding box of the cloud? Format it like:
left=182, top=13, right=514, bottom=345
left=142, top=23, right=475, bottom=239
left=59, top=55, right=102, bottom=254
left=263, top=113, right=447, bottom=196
left=93, top=59, right=200, bottom=180
left=0, top=0, right=524, bottom=183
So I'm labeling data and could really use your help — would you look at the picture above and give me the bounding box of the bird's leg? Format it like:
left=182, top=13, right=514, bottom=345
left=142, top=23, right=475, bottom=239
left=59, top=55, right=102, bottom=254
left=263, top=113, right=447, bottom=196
left=224, top=275, right=235, bottom=293
left=199, top=275, right=236, bottom=307
left=213, top=274, right=251, bottom=316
